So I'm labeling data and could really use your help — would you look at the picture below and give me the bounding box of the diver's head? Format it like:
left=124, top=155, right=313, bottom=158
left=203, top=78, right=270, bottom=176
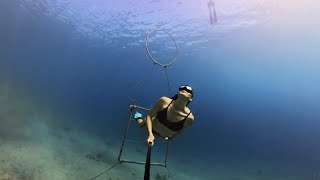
left=171, top=85, right=193, bottom=105
left=179, top=85, right=193, bottom=97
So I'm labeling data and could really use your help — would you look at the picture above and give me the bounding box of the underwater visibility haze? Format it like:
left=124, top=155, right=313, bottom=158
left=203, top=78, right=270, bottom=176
left=0, top=0, right=320, bottom=179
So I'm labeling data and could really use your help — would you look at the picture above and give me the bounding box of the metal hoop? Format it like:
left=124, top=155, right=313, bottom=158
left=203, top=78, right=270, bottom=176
left=145, top=29, right=179, bottom=67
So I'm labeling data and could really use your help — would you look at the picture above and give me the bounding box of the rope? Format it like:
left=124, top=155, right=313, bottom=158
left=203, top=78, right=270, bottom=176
left=164, top=66, right=171, bottom=95
left=89, top=161, right=121, bottom=180
left=166, top=166, right=174, bottom=180
left=129, top=29, right=178, bottom=102
left=145, top=29, right=178, bottom=96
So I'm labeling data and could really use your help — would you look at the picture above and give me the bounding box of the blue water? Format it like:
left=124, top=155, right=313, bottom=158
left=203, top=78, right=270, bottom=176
left=1, top=0, right=320, bottom=179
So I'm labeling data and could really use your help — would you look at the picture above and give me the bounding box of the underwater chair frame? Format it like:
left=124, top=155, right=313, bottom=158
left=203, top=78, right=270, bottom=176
left=89, top=104, right=173, bottom=180
left=117, top=104, right=171, bottom=167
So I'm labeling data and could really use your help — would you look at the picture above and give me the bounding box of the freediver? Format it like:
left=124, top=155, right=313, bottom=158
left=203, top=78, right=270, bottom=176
left=208, top=0, right=218, bottom=25
left=134, top=85, right=195, bottom=146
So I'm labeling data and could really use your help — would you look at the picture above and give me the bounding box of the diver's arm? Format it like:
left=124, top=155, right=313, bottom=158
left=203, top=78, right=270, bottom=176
left=146, top=97, right=166, bottom=143
left=146, top=115, right=153, bottom=136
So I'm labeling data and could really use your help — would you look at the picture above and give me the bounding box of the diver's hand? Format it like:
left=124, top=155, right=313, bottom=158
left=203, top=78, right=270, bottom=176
left=147, top=134, right=155, bottom=146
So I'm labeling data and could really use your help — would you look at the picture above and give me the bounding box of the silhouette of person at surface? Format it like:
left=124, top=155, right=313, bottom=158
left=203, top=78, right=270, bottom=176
left=208, top=0, right=218, bottom=25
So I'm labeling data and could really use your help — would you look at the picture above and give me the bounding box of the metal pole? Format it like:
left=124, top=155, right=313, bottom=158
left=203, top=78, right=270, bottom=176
left=117, top=107, right=134, bottom=162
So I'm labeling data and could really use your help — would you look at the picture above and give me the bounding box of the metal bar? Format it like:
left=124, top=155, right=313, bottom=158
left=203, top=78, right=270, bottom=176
left=120, top=159, right=166, bottom=167
left=126, top=139, right=145, bottom=143
left=130, top=105, right=150, bottom=111
left=118, top=105, right=170, bottom=168
left=117, top=108, right=134, bottom=162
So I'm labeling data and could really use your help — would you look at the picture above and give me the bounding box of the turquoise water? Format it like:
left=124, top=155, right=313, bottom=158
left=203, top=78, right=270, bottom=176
left=1, top=0, right=320, bottom=179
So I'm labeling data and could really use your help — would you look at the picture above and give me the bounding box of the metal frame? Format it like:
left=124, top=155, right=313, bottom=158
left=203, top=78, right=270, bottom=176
left=89, top=104, right=174, bottom=180
left=117, top=104, right=171, bottom=167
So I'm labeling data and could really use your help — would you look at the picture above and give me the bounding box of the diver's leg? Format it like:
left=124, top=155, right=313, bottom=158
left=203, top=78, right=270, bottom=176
left=136, top=118, right=146, bottom=127
left=134, top=112, right=146, bottom=127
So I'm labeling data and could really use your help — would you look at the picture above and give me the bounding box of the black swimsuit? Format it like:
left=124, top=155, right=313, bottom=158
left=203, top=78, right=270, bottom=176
left=157, top=99, right=191, bottom=132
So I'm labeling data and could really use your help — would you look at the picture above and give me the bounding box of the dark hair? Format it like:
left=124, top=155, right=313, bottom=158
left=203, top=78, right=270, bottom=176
left=171, top=94, right=178, bottom=100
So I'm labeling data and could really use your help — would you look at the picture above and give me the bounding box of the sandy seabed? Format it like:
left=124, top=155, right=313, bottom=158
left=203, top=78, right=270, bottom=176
left=0, top=119, right=202, bottom=180
left=0, top=82, right=314, bottom=180
left=0, top=120, right=312, bottom=180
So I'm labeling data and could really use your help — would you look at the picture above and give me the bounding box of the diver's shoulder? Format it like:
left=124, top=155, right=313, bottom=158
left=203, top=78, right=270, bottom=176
left=159, top=96, right=172, bottom=102
left=156, top=96, right=172, bottom=106
left=186, top=111, right=195, bottom=125
left=188, top=112, right=195, bottom=120
left=186, top=108, right=194, bottom=120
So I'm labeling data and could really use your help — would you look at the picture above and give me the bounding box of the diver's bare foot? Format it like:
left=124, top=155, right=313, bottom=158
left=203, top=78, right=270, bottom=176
left=135, top=118, right=145, bottom=127
left=136, top=118, right=143, bottom=124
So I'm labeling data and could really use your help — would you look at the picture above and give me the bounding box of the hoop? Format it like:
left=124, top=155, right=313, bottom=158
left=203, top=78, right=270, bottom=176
left=145, top=29, right=179, bottom=67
